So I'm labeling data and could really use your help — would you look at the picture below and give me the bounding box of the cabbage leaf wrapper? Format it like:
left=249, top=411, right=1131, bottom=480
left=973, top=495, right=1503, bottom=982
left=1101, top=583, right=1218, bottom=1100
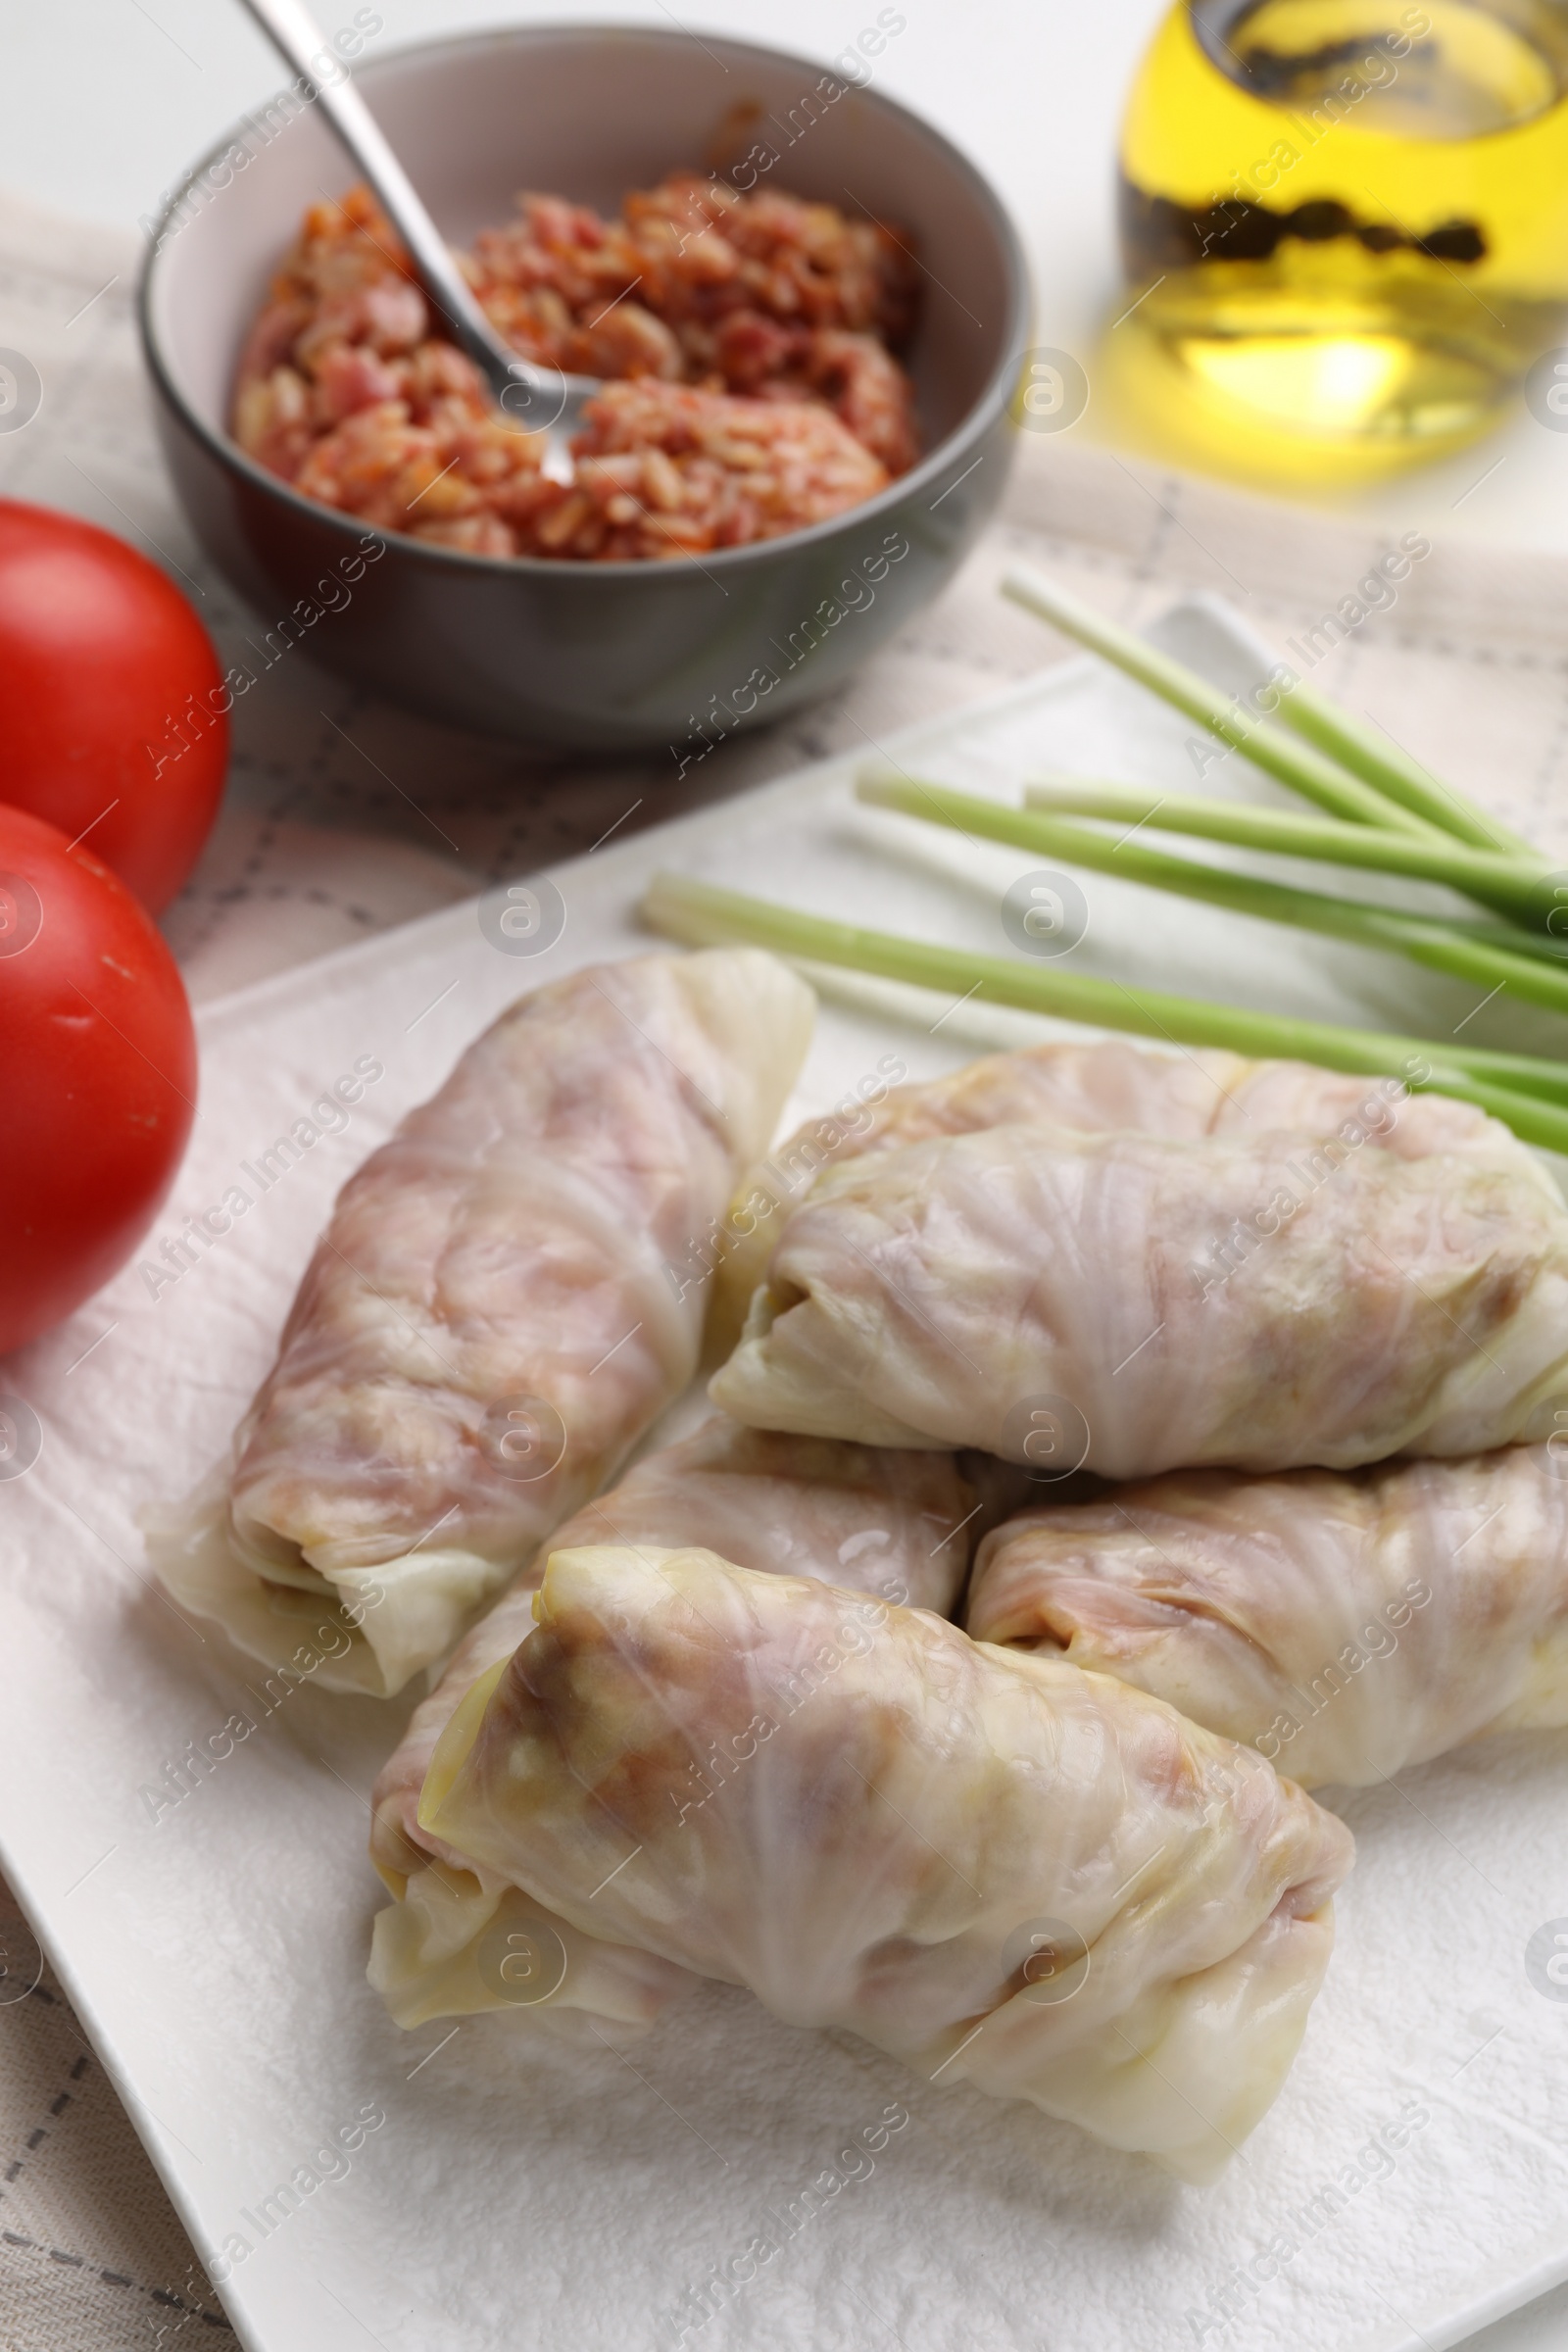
left=416, top=1544, right=1353, bottom=2181
left=968, top=1450, right=1568, bottom=1786
left=368, top=1415, right=978, bottom=2032
left=711, top=1121, right=1568, bottom=1477
left=710, top=1037, right=1557, bottom=1350
left=148, top=950, right=813, bottom=1695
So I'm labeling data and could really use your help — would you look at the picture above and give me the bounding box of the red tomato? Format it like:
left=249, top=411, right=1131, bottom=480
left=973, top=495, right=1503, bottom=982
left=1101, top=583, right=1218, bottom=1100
left=0, top=499, right=227, bottom=914
left=0, top=805, right=197, bottom=1356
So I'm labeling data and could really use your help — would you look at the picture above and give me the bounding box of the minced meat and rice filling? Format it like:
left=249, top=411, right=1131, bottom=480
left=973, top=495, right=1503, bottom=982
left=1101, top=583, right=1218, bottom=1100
left=232, top=175, right=922, bottom=562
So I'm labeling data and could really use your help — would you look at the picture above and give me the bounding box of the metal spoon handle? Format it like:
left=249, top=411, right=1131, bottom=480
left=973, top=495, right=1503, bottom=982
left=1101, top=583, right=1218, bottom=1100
left=234, top=0, right=538, bottom=401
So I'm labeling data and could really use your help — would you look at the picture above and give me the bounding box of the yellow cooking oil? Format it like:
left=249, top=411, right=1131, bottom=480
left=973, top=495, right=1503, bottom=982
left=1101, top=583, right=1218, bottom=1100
left=1111, top=0, right=1568, bottom=468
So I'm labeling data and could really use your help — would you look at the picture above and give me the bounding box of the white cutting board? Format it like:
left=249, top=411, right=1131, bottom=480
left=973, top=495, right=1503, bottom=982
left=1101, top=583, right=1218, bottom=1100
left=2, top=601, right=1566, bottom=2352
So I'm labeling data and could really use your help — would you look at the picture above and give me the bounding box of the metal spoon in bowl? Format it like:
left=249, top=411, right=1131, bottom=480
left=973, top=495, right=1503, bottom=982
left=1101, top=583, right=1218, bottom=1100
left=235, top=0, right=595, bottom=479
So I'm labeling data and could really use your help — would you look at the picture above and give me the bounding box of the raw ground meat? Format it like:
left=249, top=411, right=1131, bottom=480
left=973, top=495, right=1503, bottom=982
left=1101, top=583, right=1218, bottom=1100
left=231, top=177, right=922, bottom=562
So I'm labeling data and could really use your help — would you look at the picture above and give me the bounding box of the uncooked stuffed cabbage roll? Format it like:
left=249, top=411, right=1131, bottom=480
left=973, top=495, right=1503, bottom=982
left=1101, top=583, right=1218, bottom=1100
left=706, top=1037, right=1554, bottom=1348
left=149, top=951, right=813, bottom=1696
left=967, top=1449, right=1568, bottom=1786
left=368, top=1414, right=978, bottom=2031
left=710, top=1120, right=1568, bottom=1478
left=416, top=1544, right=1353, bottom=2180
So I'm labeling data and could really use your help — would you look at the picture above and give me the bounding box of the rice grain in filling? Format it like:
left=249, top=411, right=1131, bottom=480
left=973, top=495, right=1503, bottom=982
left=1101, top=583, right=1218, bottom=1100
left=231, top=177, right=922, bottom=562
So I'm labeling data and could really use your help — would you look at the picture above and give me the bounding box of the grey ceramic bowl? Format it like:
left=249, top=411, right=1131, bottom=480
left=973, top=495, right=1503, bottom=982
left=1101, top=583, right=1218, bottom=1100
left=140, top=21, right=1030, bottom=752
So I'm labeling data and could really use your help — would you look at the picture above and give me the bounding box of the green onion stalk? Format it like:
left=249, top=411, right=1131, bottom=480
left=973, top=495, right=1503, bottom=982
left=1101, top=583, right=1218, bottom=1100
left=1001, top=563, right=1539, bottom=859
left=855, top=772, right=1568, bottom=1016
left=643, top=871, right=1568, bottom=1146
left=1001, top=778, right=1555, bottom=929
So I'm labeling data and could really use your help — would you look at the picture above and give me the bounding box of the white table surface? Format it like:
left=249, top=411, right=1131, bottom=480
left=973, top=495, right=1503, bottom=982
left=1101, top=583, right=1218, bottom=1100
left=1, top=4, right=1567, bottom=2347
left=7, top=0, right=1568, bottom=552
